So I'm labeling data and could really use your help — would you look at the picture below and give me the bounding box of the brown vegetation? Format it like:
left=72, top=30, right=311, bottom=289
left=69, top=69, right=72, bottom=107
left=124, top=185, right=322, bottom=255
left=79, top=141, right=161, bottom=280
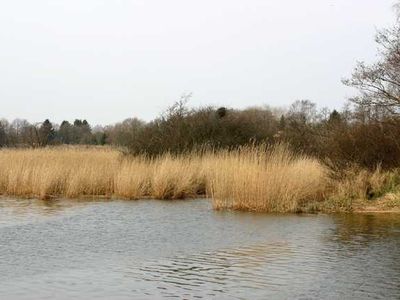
left=0, top=146, right=399, bottom=213
left=0, top=147, right=207, bottom=201
left=209, top=145, right=328, bottom=212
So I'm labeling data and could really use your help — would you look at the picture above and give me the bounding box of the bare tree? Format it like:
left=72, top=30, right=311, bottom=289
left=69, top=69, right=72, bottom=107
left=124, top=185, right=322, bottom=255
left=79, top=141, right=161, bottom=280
left=343, top=4, right=400, bottom=114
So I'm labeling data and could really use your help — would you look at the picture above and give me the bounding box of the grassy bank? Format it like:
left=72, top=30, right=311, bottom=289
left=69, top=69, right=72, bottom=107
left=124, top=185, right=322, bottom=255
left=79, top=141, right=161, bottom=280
left=0, top=146, right=399, bottom=213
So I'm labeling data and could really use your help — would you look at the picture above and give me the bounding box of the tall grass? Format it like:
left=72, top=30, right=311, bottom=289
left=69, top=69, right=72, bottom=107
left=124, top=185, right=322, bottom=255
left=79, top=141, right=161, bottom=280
left=0, top=147, right=208, bottom=201
left=0, top=147, right=118, bottom=199
left=0, top=145, right=398, bottom=212
left=209, top=145, right=328, bottom=212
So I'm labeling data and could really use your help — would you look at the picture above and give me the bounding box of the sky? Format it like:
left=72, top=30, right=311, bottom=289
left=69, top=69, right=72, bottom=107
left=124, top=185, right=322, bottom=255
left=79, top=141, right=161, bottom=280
left=0, top=0, right=397, bottom=125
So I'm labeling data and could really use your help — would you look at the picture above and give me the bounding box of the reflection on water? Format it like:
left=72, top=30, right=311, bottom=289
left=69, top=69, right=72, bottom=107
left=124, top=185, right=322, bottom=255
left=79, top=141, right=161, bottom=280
left=332, top=213, right=400, bottom=244
left=0, top=199, right=399, bottom=299
left=0, top=198, right=109, bottom=227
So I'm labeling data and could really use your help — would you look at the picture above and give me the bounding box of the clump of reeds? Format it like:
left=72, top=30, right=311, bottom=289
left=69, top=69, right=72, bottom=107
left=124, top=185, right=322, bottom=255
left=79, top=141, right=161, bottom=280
left=209, top=144, right=329, bottom=212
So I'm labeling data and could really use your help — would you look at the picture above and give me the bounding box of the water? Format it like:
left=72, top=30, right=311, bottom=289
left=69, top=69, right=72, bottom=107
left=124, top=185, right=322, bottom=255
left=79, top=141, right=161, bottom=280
left=0, top=198, right=399, bottom=299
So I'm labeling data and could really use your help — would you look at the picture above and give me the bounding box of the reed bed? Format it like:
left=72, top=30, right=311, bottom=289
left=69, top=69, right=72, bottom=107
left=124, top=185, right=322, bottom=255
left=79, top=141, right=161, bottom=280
left=0, top=147, right=118, bottom=199
left=0, top=145, right=398, bottom=212
left=0, top=147, right=210, bottom=201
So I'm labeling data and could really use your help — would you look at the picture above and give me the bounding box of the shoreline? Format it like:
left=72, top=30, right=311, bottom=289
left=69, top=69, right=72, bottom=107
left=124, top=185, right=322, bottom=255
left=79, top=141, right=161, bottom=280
left=353, top=207, right=400, bottom=213
left=1, top=194, right=399, bottom=214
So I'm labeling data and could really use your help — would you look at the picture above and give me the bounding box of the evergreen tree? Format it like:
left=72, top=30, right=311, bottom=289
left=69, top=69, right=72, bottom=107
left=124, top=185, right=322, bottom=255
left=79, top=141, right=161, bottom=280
left=0, top=121, right=7, bottom=147
left=39, top=119, right=55, bottom=146
left=58, top=120, right=72, bottom=144
left=328, top=110, right=341, bottom=124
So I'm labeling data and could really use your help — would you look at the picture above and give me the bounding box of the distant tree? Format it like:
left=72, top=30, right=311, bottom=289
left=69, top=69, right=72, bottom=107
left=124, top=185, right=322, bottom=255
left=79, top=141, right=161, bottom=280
left=343, top=5, right=400, bottom=114
left=0, top=120, right=7, bottom=147
left=328, top=109, right=341, bottom=124
left=216, top=107, right=227, bottom=118
left=79, top=120, right=93, bottom=144
left=278, top=115, right=286, bottom=130
left=287, top=100, right=317, bottom=124
left=39, top=119, right=55, bottom=146
left=92, top=125, right=107, bottom=145
left=105, top=118, right=145, bottom=147
left=71, top=119, right=93, bottom=144
left=8, top=119, right=25, bottom=145
left=58, top=120, right=72, bottom=144
left=283, top=100, right=318, bottom=154
left=73, top=119, right=83, bottom=127
left=25, top=124, right=41, bottom=147
left=97, top=132, right=107, bottom=145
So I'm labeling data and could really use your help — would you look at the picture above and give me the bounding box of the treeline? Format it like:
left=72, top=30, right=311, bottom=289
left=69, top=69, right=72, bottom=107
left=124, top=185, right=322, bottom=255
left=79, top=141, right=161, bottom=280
left=0, top=118, right=106, bottom=147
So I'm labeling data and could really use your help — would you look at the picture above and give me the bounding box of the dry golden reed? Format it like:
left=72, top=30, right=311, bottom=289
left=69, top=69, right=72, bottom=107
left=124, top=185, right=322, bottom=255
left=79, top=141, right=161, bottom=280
left=0, top=146, right=207, bottom=201
left=209, top=145, right=328, bottom=212
left=2, top=145, right=397, bottom=212
left=0, top=147, right=118, bottom=199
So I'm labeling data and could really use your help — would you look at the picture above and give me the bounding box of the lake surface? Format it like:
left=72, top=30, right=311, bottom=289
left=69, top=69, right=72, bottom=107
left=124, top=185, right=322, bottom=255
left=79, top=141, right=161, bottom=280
left=0, top=198, right=399, bottom=299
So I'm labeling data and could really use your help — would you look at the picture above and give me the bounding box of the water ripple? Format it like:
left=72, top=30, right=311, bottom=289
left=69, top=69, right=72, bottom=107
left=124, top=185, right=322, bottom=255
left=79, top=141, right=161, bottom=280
left=0, top=199, right=399, bottom=299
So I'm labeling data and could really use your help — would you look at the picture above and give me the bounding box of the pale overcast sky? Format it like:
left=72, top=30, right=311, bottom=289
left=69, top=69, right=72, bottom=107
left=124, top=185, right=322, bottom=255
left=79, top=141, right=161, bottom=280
left=0, top=0, right=396, bottom=125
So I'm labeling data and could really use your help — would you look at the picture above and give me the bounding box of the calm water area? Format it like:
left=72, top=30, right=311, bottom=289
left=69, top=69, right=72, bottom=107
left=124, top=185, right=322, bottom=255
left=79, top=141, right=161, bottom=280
left=0, top=198, right=399, bottom=299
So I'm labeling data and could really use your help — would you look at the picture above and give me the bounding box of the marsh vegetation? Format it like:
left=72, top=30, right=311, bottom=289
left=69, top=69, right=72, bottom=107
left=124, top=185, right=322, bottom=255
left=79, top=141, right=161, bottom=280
left=0, top=145, right=399, bottom=213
